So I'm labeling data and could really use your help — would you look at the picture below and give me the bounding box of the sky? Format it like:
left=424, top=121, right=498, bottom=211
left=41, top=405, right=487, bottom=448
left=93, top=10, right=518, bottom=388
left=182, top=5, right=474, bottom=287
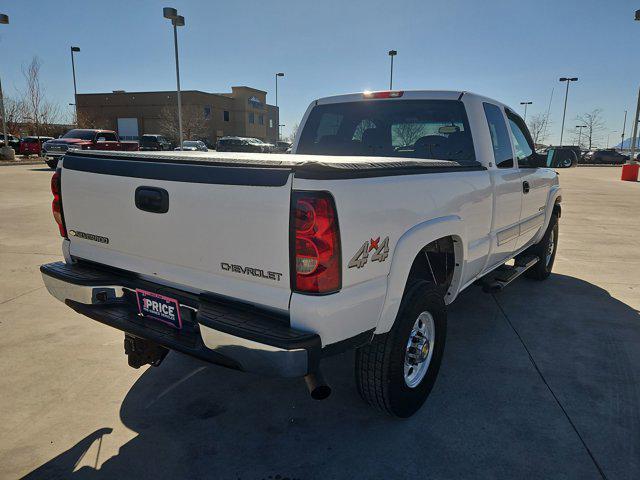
left=0, top=0, right=638, bottom=146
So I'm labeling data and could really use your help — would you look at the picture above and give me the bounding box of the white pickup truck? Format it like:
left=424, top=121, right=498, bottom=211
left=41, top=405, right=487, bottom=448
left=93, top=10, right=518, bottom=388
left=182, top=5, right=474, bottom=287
left=41, top=90, right=565, bottom=417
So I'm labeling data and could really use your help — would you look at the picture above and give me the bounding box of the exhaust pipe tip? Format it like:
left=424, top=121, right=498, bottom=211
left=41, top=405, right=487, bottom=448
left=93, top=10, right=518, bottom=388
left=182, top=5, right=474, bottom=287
left=304, top=372, right=331, bottom=400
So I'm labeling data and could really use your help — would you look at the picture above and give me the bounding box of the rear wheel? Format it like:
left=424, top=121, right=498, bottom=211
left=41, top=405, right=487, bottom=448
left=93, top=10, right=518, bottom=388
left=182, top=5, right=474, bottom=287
left=355, top=280, right=447, bottom=417
left=523, top=213, right=558, bottom=280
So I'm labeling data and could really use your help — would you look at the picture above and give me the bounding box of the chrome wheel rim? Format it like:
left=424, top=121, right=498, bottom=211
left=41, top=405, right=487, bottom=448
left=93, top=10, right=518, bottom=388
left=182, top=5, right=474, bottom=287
left=546, top=229, right=555, bottom=267
left=404, top=311, right=435, bottom=388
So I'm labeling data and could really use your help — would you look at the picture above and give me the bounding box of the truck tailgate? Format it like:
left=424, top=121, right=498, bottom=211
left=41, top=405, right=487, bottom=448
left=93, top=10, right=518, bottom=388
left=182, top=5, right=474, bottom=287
left=60, top=154, right=293, bottom=312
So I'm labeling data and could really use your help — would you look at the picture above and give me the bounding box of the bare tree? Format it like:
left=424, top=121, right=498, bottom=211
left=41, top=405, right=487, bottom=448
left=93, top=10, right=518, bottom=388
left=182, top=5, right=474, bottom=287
left=393, top=122, right=426, bottom=147
left=528, top=113, right=551, bottom=146
left=2, top=96, right=27, bottom=135
left=573, top=108, right=605, bottom=150
left=76, top=109, right=107, bottom=129
left=159, top=105, right=210, bottom=144
left=21, top=56, right=61, bottom=137
left=285, top=122, right=300, bottom=143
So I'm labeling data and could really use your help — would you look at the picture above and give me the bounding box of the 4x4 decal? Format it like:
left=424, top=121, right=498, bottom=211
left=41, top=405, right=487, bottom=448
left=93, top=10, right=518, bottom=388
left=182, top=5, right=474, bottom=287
left=348, top=236, right=390, bottom=269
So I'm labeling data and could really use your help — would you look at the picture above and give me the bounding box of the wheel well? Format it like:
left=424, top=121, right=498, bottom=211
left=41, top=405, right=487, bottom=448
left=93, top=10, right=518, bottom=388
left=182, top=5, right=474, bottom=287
left=553, top=202, right=562, bottom=218
left=406, top=237, right=457, bottom=292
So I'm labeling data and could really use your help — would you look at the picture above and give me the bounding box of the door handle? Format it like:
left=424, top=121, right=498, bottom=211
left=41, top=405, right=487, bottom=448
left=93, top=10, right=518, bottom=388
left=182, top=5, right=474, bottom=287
left=522, top=181, right=530, bottom=194
left=135, top=186, right=169, bottom=213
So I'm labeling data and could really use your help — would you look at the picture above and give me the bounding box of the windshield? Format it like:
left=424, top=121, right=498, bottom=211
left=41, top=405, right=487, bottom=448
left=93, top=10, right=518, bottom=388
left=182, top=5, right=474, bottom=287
left=141, top=136, right=158, bottom=143
left=296, top=99, right=477, bottom=165
left=183, top=141, right=199, bottom=147
left=62, top=129, right=97, bottom=140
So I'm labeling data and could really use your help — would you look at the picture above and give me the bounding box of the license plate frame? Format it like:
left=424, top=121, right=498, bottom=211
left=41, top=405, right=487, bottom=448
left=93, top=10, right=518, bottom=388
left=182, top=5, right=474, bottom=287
left=135, top=289, right=182, bottom=329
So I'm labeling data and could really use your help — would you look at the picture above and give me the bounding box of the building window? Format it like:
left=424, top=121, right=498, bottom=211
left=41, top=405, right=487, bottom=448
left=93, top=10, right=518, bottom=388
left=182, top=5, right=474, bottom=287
left=223, top=110, right=229, bottom=122
left=269, top=118, right=274, bottom=128
left=249, top=112, right=255, bottom=124
left=259, top=114, right=264, bottom=125
left=203, top=106, right=211, bottom=120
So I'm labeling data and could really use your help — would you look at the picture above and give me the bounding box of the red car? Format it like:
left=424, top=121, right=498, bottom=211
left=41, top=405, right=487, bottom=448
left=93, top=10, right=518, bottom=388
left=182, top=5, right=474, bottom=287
left=19, top=136, right=53, bottom=156
left=42, top=129, right=139, bottom=169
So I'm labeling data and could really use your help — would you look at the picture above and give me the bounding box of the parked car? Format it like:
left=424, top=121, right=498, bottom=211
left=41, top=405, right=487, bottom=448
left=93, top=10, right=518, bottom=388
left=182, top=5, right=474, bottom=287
left=18, top=136, right=54, bottom=156
left=175, top=140, right=208, bottom=152
left=275, top=141, right=292, bottom=153
left=584, top=149, right=629, bottom=165
left=42, top=129, right=139, bottom=169
left=139, top=134, right=172, bottom=151
left=41, top=90, right=568, bottom=417
left=0, top=134, right=21, bottom=151
left=216, top=136, right=270, bottom=153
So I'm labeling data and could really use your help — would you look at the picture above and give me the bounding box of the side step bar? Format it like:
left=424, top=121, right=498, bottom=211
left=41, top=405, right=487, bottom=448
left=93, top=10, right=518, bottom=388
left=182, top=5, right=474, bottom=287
left=480, top=255, right=539, bottom=293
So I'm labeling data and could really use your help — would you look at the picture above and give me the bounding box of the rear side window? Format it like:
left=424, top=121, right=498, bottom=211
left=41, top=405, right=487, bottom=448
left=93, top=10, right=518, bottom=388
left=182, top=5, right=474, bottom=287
left=297, top=99, right=477, bottom=165
left=483, top=103, right=513, bottom=168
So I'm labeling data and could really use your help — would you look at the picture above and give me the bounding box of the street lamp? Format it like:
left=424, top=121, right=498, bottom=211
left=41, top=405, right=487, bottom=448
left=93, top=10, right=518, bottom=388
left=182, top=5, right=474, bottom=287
left=275, top=73, right=284, bottom=141
left=388, top=50, right=397, bottom=90
left=559, top=77, right=578, bottom=146
left=163, top=7, right=185, bottom=150
left=520, top=101, right=532, bottom=122
left=70, top=46, right=80, bottom=124
left=0, top=13, right=13, bottom=160
left=575, top=125, right=586, bottom=148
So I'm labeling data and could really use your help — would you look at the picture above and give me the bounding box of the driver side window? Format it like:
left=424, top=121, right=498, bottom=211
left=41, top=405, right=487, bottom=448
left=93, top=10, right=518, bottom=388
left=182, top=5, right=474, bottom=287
left=506, top=114, right=536, bottom=168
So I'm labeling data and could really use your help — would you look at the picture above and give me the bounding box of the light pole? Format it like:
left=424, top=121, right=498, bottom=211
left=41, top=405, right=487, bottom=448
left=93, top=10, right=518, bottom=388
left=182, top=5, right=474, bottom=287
left=70, top=46, right=80, bottom=124
left=520, top=101, right=532, bottom=122
left=606, top=131, right=616, bottom=149
left=621, top=110, right=627, bottom=153
left=388, top=50, right=397, bottom=89
left=163, top=7, right=185, bottom=150
left=575, top=125, right=586, bottom=148
left=275, top=72, right=284, bottom=141
left=559, top=77, right=578, bottom=146
left=0, top=13, right=13, bottom=160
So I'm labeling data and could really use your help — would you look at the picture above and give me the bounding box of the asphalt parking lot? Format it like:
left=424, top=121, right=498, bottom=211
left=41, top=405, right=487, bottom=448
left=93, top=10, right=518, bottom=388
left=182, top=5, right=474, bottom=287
left=0, top=164, right=639, bottom=480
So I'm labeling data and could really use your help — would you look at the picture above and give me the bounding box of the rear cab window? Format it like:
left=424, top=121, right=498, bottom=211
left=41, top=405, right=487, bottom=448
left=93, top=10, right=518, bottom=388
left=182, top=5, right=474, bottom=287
left=482, top=102, right=514, bottom=168
left=296, top=99, right=477, bottom=166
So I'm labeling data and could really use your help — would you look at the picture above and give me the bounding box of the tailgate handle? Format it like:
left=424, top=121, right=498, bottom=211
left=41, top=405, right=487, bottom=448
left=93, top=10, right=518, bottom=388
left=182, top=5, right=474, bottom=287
left=135, top=187, right=169, bottom=214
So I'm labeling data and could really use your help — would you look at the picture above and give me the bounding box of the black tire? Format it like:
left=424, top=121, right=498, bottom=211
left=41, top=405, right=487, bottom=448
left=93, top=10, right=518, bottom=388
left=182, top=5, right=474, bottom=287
left=523, top=213, right=559, bottom=280
left=46, top=159, right=58, bottom=170
left=355, top=280, right=447, bottom=417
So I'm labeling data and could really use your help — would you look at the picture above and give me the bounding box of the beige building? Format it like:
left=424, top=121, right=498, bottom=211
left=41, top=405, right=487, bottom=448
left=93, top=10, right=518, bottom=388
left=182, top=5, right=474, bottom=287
left=76, top=86, right=279, bottom=145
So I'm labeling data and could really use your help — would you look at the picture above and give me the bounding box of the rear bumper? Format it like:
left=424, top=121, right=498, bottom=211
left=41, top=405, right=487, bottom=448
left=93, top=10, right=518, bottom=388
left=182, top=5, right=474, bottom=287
left=40, top=261, right=320, bottom=377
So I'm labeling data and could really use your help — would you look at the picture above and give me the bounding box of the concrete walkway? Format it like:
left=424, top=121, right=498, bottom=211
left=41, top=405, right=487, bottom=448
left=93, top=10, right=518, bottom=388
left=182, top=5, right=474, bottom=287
left=0, top=165, right=638, bottom=479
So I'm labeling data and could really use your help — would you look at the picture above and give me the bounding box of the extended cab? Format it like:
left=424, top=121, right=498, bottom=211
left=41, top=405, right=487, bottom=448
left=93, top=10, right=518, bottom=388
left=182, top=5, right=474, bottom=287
left=41, top=91, right=565, bottom=417
left=42, top=129, right=139, bottom=170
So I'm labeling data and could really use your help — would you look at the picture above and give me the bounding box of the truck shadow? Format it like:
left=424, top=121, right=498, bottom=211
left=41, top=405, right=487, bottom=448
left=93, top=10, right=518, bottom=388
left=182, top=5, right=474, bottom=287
left=23, top=274, right=640, bottom=480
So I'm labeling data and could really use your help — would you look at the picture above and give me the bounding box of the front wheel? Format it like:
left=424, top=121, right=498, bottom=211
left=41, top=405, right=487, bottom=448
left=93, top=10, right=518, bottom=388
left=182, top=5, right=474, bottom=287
left=355, top=280, right=447, bottom=417
left=523, top=213, right=558, bottom=280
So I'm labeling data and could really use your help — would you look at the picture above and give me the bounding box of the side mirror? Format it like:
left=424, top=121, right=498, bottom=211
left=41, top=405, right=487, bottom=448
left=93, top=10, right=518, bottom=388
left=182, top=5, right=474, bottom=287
left=546, top=149, right=575, bottom=168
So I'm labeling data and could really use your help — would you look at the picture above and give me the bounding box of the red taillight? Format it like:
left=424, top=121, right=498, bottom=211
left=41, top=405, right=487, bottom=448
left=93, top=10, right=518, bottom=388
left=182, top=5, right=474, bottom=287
left=291, top=191, right=341, bottom=294
left=363, top=90, right=404, bottom=99
left=51, top=171, right=67, bottom=238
